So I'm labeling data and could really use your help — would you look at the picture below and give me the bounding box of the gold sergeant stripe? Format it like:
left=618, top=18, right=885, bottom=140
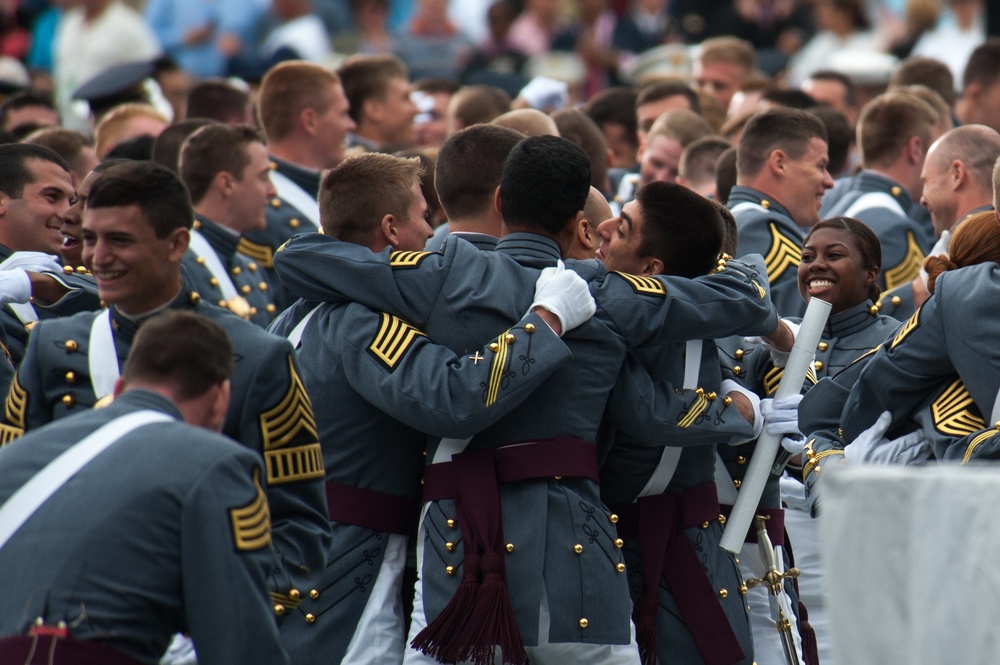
left=271, top=591, right=301, bottom=610
left=237, top=238, right=274, bottom=268
left=0, top=423, right=22, bottom=447
left=389, top=250, right=433, bottom=268
left=265, top=443, right=325, bottom=484
left=848, top=345, right=881, bottom=368
left=891, top=309, right=921, bottom=350
left=802, top=449, right=844, bottom=479
left=883, top=231, right=925, bottom=291
left=260, top=357, right=319, bottom=452
left=762, top=366, right=816, bottom=396
left=677, top=393, right=708, bottom=428
left=611, top=271, right=666, bottom=297
left=963, top=429, right=999, bottom=464
left=764, top=223, right=802, bottom=284
left=931, top=379, right=985, bottom=436
left=368, top=313, right=427, bottom=371
left=4, top=375, right=26, bottom=430
left=231, top=468, right=272, bottom=551
left=486, top=332, right=510, bottom=407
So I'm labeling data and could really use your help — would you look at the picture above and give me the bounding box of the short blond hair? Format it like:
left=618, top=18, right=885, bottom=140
left=258, top=62, right=342, bottom=143
left=695, top=37, right=756, bottom=72
left=94, top=104, right=169, bottom=157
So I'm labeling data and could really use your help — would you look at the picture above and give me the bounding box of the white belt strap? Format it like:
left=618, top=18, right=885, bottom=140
left=638, top=340, right=703, bottom=498
left=270, top=170, right=320, bottom=228
left=0, top=253, right=38, bottom=323
left=188, top=230, right=239, bottom=300
left=0, top=409, right=173, bottom=550
left=431, top=437, right=470, bottom=464
left=286, top=304, right=322, bottom=349
left=729, top=201, right=769, bottom=217
left=841, top=191, right=906, bottom=219
left=89, top=309, right=120, bottom=400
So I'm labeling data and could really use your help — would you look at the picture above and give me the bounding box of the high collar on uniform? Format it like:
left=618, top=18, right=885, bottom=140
left=850, top=170, right=914, bottom=211
left=822, top=299, right=881, bottom=339
left=110, top=280, right=201, bottom=344
left=727, top=186, right=794, bottom=220
left=495, top=232, right=562, bottom=268
left=193, top=214, right=239, bottom=263
left=270, top=154, right=322, bottom=198
left=108, top=388, right=183, bottom=420
left=449, top=232, right=499, bottom=251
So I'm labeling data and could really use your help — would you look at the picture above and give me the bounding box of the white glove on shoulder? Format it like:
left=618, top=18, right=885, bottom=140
left=0, top=251, right=63, bottom=274
left=529, top=260, right=596, bottom=335
left=0, top=269, right=33, bottom=305
left=517, top=77, right=569, bottom=111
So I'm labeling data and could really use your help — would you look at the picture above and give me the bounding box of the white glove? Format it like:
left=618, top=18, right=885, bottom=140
left=160, top=634, right=197, bottom=665
left=844, top=410, right=891, bottom=463
left=720, top=378, right=763, bottom=440
left=919, top=229, right=950, bottom=288
left=530, top=260, right=596, bottom=334
left=760, top=394, right=805, bottom=453
left=745, top=319, right=800, bottom=368
left=517, top=77, right=569, bottom=111
left=845, top=411, right=932, bottom=465
left=0, top=269, right=33, bottom=305
left=0, top=251, right=63, bottom=274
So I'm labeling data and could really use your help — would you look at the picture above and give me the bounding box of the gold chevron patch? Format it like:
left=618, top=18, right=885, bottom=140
left=265, top=443, right=325, bottom=484
left=368, top=312, right=426, bottom=371
left=390, top=250, right=433, bottom=269
left=271, top=590, right=301, bottom=611
left=963, top=428, right=999, bottom=464
left=677, top=393, right=708, bottom=428
left=882, top=231, right=925, bottom=291
left=890, top=309, right=920, bottom=351
left=611, top=271, right=666, bottom=297
left=237, top=238, right=274, bottom=268
left=485, top=331, right=511, bottom=407
left=0, top=423, right=22, bottom=447
left=764, top=223, right=802, bottom=284
left=848, top=345, right=881, bottom=368
left=259, top=356, right=318, bottom=453
left=4, top=374, right=26, bottom=431
left=751, top=279, right=766, bottom=300
left=230, top=468, right=272, bottom=551
left=931, top=379, right=985, bottom=436
left=762, top=366, right=816, bottom=396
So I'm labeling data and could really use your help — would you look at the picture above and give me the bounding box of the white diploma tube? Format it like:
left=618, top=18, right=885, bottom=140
left=719, top=297, right=833, bottom=554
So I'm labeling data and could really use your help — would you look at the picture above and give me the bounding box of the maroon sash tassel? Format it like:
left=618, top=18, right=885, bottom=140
left=0, top=634, right=144, bottom=665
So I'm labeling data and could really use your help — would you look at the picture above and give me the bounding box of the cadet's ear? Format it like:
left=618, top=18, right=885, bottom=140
left=950, top=159, right=967, bottom=190
left=380, top=213, right=399, bottom=247
left=576, top=219, right=596, bottom=251
left=768, top=148, right=786, bottom=177
left=640, top=256, right=664, bottom=277
left=493, top=186, right=503, bottom=218
left=168, top=227, right=190, bottom=261
left=0, top=189, right=10, bottom=217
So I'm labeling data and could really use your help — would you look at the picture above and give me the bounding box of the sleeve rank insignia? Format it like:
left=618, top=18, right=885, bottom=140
left=231, top=468, right=272, bottom=551
left=260, top=357, right=324, bottom=485
left=676, top=391, right=709, bottom=428
left=963, top=428, right=1000, bottom=464
left=882, top=231, right=925, bottom=291
left=389, top=250, right=434, bottom=269
left=368, top=312, right=427, bottom=371
left=764, top=223, right=802, bottom=284
left=485, top=331, right=513, bottom=407
left=762, top=366, right=817, bottom=396
left=931, top=379, right=985, bottom=436
left=890, top=308, right=920, bottom=351
left=611, top=271, right=666, bottom=297
left=3, top=374, right=27, bottom=435
left=237, top=238, right=275, bottom=268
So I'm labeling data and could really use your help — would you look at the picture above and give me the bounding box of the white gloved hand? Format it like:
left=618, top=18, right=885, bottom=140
left=529, top=260, right=596, bottom=335
left=844, top=410, right=892, bottom=463
left=760, top=393, right=804, bottom=452
left=0, top=269, right=33, bottom=305
left=720, top=379, right=763, bottom=440
left=745, top=319, right=800, bottom=368
left=0, top=251, right=63, bottom=274
left=517, top=77, right=569, bottom=111
left=846, top=416, right=931, bottom=465
left=160, top=633, right=197, bottom=665
left=919, top=229, right=950, bottom=288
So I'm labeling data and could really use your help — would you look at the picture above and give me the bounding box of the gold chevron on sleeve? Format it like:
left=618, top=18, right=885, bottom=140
left=763, top=367, right=782, bottom=396
left=237, top=238, right=274, bottom=268
left=677, top=393, right=708, bottom=428
left=259, top=356, right=319, bottom=452
left=931, top=379, right=985, bottom=436
left=485, top=331, right=511, bottom=407
left=890, top=309, right=920, bottom=351
left=231, top=468, right=272, bottom=551
left=963, top=428, right=999, bottom=464
left=389, top=250, right=433, bottom=268
left=265, top=443, right=325, bottom=484
left=611, top=271, right=666, bottom=297
left=4, top=374, right=26, bottom=431
left=848, top=345, right=881, bottom=368
left=368, top=312, right=427, bottom=371
left=882, top=231, right=925, bottom=291
left=763, top=223, right=802, bottom=284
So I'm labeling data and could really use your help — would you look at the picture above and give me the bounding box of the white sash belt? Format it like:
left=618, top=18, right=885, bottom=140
left=0, top=409, right=173, bottom=550
left=188, top=231, right=239, bottom=300
left=270, top=170, right=320, bottom=228
left=286, top=304, right=322, bottom=349
left=89, top=309, right=120, bottom=400
left=841, top=190, right=906, bottom=219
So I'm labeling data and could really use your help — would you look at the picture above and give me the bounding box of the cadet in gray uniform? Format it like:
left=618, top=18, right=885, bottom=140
left=819, top=92, right=939, bottom=291
left=0, top=311, right=291, bottom=665
left=0, top=144, right=101, bottom=366
left=728, top=108, right=835, bottom=318
left=273, top=136, right=779, bottom=665
left=179, top=124, right=279, bottom=327
left=267, top=151, right=589, bottom=664
left=241, top=62, right=356, bottom=311
left=2, top=162, right=331, bottom=594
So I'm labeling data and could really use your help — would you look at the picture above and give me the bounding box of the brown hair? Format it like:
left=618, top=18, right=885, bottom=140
left=338, top=54, right=408, bottom=125
left=695, top=36, right=756, bottom=72
left=448, top=85, right=511, bottom=129
left=94, top=103, right=169, bottom=157
left=737, top=107, right=827, bottom=180
left=857, top=91, right=937, bottom=169
left=179, top=124, right=263, bottom=204
left=925, top=210, right=1000, bottom=293
left=258, top=62, right=341, bottom=142
left=647, top=109, right=716, bottom=147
